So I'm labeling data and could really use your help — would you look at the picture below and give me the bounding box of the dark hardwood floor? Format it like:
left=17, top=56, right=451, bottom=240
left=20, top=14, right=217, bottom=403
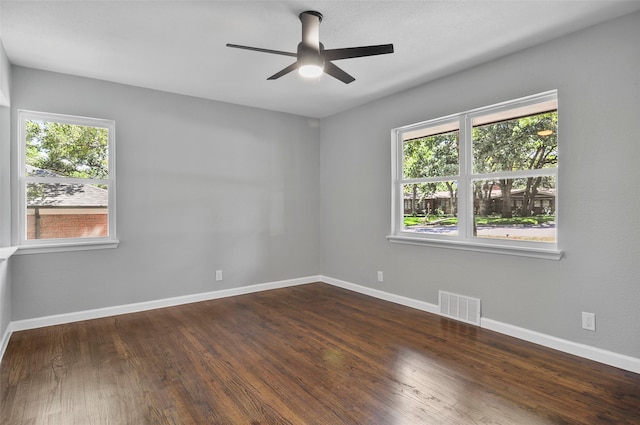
left=1, top=282, right=639, bottom=424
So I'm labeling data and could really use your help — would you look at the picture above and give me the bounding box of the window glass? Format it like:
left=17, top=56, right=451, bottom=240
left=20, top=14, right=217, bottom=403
left=472, top=111, right=557, bottom=174
left=18, top=110, right=116, bottom=249
left=472, top=177, right=556, bottom=243
left=26, top=182, right=109, bottom=240
left=391, top=91, right=560, bottom=258
left=402, top=182, right=458, bottom=236
left=403, top=129, right=459, bottom=179
left=25, top=120, right=109, bottom=178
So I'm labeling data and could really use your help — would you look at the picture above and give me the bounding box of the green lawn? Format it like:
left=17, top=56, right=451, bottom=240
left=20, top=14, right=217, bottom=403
left=404, top=215, right=555, bottom=227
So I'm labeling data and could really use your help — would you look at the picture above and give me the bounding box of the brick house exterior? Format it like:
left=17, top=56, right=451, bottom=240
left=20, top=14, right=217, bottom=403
left=404, top=187, right=555, bottom=216
left=27, top=166, right=108, bottom=240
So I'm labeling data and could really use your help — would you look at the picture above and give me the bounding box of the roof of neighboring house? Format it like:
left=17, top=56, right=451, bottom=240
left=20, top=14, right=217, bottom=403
left=26, top=165, right=108, bottom=208
left=479, top=187, right=556, bottom=198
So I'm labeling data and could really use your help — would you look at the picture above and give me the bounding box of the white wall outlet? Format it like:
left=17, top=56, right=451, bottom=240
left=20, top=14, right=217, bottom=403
left=582, top=312, right=596, bottom=331
left=215, top=270, right=223, bottom=281
left=377, top=271, right=384, bottom=282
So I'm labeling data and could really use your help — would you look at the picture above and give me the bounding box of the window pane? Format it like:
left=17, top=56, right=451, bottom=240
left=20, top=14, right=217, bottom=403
left=472, top=111, right=557, bottom=174
left=25, top=120, right=109, bottom=179
left=403, top=129, right=459, bottom=179
left=472, top=177, right=556, bottom=243
left=26, top=182, right=109, bottom=240
left=402, top=182, right=458, bottom=236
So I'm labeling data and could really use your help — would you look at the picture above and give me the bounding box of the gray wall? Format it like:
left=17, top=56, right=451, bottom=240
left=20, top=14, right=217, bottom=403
left=320, top=12, right=640, bottom=358
left=0, top=252, right=9, bottom=343
left=1, top=39, right=12, bottom=341
left=0, top=40, right=10, bottom=106
left=9, top=67, right=321, bottom=319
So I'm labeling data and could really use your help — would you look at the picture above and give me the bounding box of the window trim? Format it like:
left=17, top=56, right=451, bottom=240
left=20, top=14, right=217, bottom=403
left=15, top=110, right=118, bottom=254
left=389, top=91, right=562, bottom=260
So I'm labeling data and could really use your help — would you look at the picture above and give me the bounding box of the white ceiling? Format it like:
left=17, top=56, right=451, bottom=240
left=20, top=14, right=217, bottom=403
left=2, top=1, right=640, bottom=119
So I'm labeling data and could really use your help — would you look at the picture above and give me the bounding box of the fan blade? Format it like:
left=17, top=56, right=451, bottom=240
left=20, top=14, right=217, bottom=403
left=267, top=62, right=299, bottom=80
left=226, top=43, right=297, bottom=57
left=323, top=44, right=394, bottom=61
left=324, top=61, right=355, bottom=84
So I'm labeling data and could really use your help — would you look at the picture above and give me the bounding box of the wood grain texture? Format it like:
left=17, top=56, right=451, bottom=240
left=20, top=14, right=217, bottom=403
left=1, top=283, right=639, bottom=424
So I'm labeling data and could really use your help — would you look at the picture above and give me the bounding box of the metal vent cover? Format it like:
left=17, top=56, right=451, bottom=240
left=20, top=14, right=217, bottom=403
left=439, top=291, right=481, bottom=326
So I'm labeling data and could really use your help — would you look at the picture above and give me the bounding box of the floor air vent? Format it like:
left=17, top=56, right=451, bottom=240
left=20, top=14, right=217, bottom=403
left=438, top=291, right=481, bottom=326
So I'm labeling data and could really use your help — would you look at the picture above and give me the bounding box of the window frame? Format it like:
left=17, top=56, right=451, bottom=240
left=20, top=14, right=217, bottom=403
left=389, top=91, right=562, bottom=260
left=15, top=110, right=118, bottom=254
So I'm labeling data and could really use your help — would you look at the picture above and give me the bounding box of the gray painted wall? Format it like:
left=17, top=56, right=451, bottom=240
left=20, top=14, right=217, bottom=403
left=0, top=256, right=9, bottom=346
left=1, top=39, right=12, bottom=341
left=0, top=41, right=10, bottom=106
left=9, top=67, right=321, bottom=319
left=0, top=254, right=9, bottom=344
left=320, top=12, right=640, bottom=358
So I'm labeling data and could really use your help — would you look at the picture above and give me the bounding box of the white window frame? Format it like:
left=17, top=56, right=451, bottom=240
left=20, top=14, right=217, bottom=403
left=388, top=91, right=562, bottom=260
left=15, top=110, right=118, bottom=254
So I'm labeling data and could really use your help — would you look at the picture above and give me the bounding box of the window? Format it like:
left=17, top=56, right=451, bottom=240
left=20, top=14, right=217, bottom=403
left=389, top=91, right=561, bottom=260
left=17, top=110, right=117, bottom=253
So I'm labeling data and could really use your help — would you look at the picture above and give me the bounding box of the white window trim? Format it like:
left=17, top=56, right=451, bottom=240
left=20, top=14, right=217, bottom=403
left=15, top=110, right=118, bottom=254
left=388, top=91, right=562, bottom=261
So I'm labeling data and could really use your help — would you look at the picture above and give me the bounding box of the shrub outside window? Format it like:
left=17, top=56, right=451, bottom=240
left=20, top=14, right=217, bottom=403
left=17, top=110, right=117, bottom=253
left=389, top=91, right=561, bottom=260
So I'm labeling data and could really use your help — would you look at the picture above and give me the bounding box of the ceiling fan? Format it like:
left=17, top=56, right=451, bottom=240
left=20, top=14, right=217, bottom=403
left=226, top=10, right=394, bottom=84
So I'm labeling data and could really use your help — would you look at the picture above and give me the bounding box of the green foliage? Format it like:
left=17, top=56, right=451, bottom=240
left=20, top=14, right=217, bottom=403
left=472, top=112, right=557, bottom=174
left=402, top=130, right=460, bottom=215
left=403, top=130, right=458, bottom=180
left=403, top=215, right=457, bottom=227
left=26, top=120, right=109, bottom=179
left=403, top=216, right=422, bottom=226
left=402, top=112, right=557, bottom=200
left=472, top=111, right=557, bottom=217
left=430, top=217, right=458, bottom=226
left=402, top=109, right=557, bottom=220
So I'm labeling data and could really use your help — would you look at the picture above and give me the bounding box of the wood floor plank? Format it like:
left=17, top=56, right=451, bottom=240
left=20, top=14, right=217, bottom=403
left=1, top=282, right=639, bottom=424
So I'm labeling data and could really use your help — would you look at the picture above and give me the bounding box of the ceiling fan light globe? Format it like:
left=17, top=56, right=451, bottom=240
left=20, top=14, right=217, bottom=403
left=299, top=64, right=324, bottom=78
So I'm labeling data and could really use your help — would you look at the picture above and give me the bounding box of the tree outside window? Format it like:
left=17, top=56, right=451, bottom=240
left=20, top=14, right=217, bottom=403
left=18, top=110, right=116, bottom=247
left=391, top=91, right=559, bottom=257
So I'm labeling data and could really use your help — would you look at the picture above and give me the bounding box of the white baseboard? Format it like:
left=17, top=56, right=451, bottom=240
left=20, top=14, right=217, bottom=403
left=481, top=318, right=640, bottom=374
left=320, top=275, right=640, bottom=374
left=321, top=275, right=440, bottom=314
left=2, top=274, right=639, bottom=375
left=8, top=275, right=321, bottom=333
left=0, top=326, right=11, bottom=363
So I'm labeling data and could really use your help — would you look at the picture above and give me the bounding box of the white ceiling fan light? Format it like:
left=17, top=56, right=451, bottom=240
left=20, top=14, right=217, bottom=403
left=298, top=59, right=325, bottom=78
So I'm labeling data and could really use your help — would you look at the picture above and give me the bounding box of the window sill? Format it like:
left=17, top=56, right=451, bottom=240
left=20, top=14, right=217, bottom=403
left=15, top=240, right=120, bottom=255
left=0, top=246, right=19, bottom=261
left=387, top=235, right=563, bottom=260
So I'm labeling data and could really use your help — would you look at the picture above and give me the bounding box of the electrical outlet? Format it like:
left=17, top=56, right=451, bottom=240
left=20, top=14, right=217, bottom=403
left=377, top=271, right=384, bottom=282
left=215, top=270, right=223, bottom=281
left=582, top=312, right=596, bottom=331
